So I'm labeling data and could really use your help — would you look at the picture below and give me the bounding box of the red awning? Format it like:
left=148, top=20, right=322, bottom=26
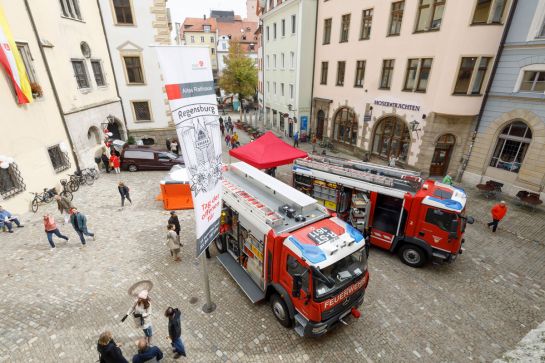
left=229, top=131, right=308, bottom=169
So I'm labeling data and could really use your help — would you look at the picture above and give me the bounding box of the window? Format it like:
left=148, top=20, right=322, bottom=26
left=520, top=71, right=545, bottom=92
left=415, top=0, right=445, bottom=32
left=380, top=59, right=395, bottom=89
left=282, top=19, right=286, bottom=36
left=0, top=162, right=25, bottom=199
left=200, top=36, right=205, bottom=42
left=273, top=54, right=277, bottom=69
left=388, top=1, right=405, bottom=36
left=453, top=57, right=491, bottom=95
left=211, top=48, right=215, bottom=55
left=472, top=0, right=507, bottom=24
left=113, top=0, right=133, bottom=24
left=403, top=58, right=432, bottom=92
left=336, top=61, right=346, bottom=86
left=281, top=53, right=285, bottom=69
left=291, top=14, right=296, bottom=34
left=323, top=18, right=332, bottom=44
left=267, top=81, right=270, bottom=92
left=59, top=0, right=82, bottom=20
left=204, top=25, right=211, bottom=32
left=266, top=26, right=270, bottom=41
left=354, top=60, right=365, bottom=87
left=123, top=56, right=144, bottom=84
left=124, top=150, right=154, bottom=159
left=48, top=145, right=70, bottom=173
left=333, top=107, right=358, bottom=145
left=266, top=55, right=269, bottom=69
left=281, top=83, right=285, bottom=96
left=273, top=82, right=277, bottom=95
left=340, top=14, right=351, bottom=43
left=190, top=36, right=195, bottom=43
left=211, top=36, right=214, bottom=43
left=290, top=84, right=294, bottom=99
left=91, top=60, right=105, bottom=87
left=71, top=60, right=89, bottom=89
left=290, top=52, right=295, bottom=69
left=286, top=255, right=309, bottom=294
left=425, top=209, right=457, bottom=232
left=16, top=43, right=37, bottom=84
left=372, top=117, right=410, bottom=161
left=489, top=121, right=532, bottom=173
left=360, top=9, right=373, bottom=40
left=132, top=101, right=152, bottom=121
left=320, top=61, right=328, bottom=85
left=274, top=23, right=277, bottom=39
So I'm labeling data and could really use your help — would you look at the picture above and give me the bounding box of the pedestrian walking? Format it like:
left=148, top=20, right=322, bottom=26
left=293, top=131, right=299, bottom=147
left=219, top=116, right=223, bottom=127
left=109, top=153, right=121, bottom=174
left=0, top=206, right=23, bottom=233
left=388, top=156, right=397, bottom=167
left=442, top=173, right=453, bottom=185
left=125, top=290, right=153, bottom=343
left=118, top=182, right=132, bottom=207
left=132, top=338, right=163, bottom=363
left=43, top=214, right=68, bottom=249
left=101, top=152, right=111, bottom=173
left=220, top=123, right=225, bottom=136
left=170, top=139, right=178, bottom=155
left=54, top=194, right=74, bottom=225
left=311, top=135, right=317, bottom=153
left=168, top=211, right=181, bottom=235
left=166, top=224, right=182, bottom=262
left=225, top=134, right=231, bottom=148
left=165, top=307, right=186, bottom=358
left=487, top=200, right=508, bottom=233
left=97, top=331, right=128, bottom=363
left=69, top=208, right=95, bottom=245
left=232, top=132, right=239, bottom=146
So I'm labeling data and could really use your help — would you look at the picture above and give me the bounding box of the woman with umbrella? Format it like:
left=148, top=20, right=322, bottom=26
left=122, top=285, right=153, bottom=343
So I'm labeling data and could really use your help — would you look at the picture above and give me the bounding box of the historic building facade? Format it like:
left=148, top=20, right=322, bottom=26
left=98, top=0, right=175, bottom=146
left=312, top=0, right=513, bottom=177
left=463, top=0, right=545, bottom=198
left=180, top=17, right=219, bottom=83
left=261, top=0, right=317, bottom=137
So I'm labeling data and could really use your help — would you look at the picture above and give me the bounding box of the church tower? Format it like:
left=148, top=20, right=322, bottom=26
left=245, top=0, right=259, bottom=22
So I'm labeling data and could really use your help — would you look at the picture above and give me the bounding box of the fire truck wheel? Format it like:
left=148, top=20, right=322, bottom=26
left=271, top=294, right=292, bottom=328
left=214, top=236, right=226, bottom=253
left=398, top=244, right=426, bottom=268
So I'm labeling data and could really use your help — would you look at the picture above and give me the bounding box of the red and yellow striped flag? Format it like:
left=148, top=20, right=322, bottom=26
left=0, top=4, right=33, bottom=104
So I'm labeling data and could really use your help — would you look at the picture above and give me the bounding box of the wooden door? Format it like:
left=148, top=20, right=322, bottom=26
left=429, top=134, right=455, bottom=176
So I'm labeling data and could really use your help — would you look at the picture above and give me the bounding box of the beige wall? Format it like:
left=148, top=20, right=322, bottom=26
left=0, top=0, right=75, bottom=213
left=183, top=31, right=218, bottom=69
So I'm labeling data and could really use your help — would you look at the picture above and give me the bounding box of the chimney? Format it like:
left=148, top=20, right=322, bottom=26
left=203, top=14, right=206, bottom=20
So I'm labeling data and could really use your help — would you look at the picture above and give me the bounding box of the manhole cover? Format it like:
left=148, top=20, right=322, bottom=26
left=189, top=297, right=198, bottom=304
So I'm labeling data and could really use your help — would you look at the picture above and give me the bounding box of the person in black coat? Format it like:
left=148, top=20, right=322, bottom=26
left=97, top=331, right=128, bottom=363
left=168, top=211, right=181, bottom=235
left=165, top=307, right=186, bottom=358
left=101, top=152, right=111, bottom=173
left=118, top=182, right=132, bottom=207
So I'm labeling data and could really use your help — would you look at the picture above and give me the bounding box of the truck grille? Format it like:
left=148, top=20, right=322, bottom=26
left=321, top=289, right=364, bottom=321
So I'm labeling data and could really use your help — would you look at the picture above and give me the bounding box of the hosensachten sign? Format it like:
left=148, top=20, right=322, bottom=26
left=373, top=99, right=421, bottom=112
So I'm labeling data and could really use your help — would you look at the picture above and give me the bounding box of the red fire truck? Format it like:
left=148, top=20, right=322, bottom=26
left=215, top=162, right=369, bottom=337
left=292, top=155, right=474, bottom=268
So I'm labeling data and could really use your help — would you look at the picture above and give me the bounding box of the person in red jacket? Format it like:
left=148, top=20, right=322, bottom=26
left=487, top=201, right=507, bottom=232
left=109, top=153, right=121, bottom=174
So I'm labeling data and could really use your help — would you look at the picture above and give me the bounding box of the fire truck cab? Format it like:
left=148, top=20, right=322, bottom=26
left=293, top=155, right=474, bottom=268
left=216, top=162, right=369, bottom=337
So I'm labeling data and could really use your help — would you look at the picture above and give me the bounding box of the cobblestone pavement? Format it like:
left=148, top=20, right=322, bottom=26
left=1, top=121, right=545, bottom=362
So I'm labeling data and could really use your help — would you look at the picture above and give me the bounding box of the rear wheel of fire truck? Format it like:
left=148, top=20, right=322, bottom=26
left=271, top=294, right=292, bottom=328
left=214, top=236, right=226, bottom=253
left=398, top=244, right=426, bottom=268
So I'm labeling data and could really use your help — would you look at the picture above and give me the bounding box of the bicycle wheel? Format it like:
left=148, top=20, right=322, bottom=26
left=84, top=174, right=94, bottom=185
left=68, top=180, right=79, bottom=192
left=31, top=198, right=39, bottom=213
left=91, top=169, right=99, bottom=180
left=61, top=190, right=73, bottom=201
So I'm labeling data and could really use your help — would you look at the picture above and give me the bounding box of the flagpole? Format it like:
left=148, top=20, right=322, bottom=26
left=201, top=253, right=216, bottom=313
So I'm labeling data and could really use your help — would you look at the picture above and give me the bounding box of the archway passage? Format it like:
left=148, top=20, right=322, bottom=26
left=333, top=107, right=358, bottom=145
left=371, top=116, right=410, bottom=162
left=430, top=134, right=456, bottom=176
left=316, top=110, right=325, bottom=140
left=108, top=118, right=125, bottom=140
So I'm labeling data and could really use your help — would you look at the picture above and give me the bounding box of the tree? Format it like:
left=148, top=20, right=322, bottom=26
left=219, top=40, right=258, bottom=111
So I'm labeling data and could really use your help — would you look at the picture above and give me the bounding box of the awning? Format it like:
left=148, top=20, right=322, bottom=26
left=229, top=131, right=308, bottom=169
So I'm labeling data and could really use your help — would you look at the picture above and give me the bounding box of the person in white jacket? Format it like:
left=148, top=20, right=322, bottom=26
left=125, top=290, right=153, bottom=343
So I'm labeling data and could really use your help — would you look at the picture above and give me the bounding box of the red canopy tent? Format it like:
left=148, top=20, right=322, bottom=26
left=229, top=131, right=308, bottom=169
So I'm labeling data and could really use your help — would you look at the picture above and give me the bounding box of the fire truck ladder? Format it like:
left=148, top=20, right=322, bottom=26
left=298, top=155, right=422, bottom=193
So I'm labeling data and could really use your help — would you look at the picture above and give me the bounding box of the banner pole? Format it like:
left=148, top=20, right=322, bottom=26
left=201, top=253, right=216, bottom=313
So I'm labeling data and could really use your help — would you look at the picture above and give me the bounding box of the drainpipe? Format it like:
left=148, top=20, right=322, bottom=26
left=308, top=0, right=319, bottom=141
left=96, top=0, right=129, bottom=138
left=23, top=0, right=81, bottom=170
left=458, top=0, right=518, bottom=181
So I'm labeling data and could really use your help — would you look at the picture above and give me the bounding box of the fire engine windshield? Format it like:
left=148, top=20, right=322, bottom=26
left=313, top=248, right=367, bottom=299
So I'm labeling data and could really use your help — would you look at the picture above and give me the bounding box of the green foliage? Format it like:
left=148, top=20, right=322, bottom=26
left=127, top=135, right=136, bottom=145
left=219, top=41, right=258, bottom=100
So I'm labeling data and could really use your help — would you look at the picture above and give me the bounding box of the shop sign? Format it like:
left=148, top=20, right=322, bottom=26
left=373, top=98, right=421, bottom=112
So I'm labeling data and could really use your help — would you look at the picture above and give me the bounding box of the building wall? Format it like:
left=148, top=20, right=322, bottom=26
left=262, top=0, right=317, bottom=135
left=0, top=0, right=76, bottom=213
left=27, top=0, right=125, bottom=167
left=463, top=0, right=545, bottom=198
left=312, top=0, right=510, bottom=175
left=183, top=30, right=218, bottom=70
left=98, top=0, right=175, bottom=146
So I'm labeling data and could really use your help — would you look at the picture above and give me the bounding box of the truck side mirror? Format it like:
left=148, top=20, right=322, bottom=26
left=292, top=275, right=302, bottom=298
left=466, top=216, right=475, bottom=224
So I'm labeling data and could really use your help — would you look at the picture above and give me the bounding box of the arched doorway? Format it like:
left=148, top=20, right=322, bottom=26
left=316, top=110, right=325, bottom=139
left=332, top=107, right=358, bottom=145
left=371, top=116, right=410, bottom=162
left=430, top=134, right=456, bottom=176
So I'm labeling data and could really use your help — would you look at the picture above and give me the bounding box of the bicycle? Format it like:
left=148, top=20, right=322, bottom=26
left=67, top=171, right=94, bottom=192
left=30, top=188, right=57, bottom=213
left=81, top=167, right=99, bottom=180
left=59, top=179, right=74, bottom=201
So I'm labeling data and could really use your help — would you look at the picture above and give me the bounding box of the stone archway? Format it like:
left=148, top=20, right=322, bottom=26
left=370, top=115, right=411, bottom=163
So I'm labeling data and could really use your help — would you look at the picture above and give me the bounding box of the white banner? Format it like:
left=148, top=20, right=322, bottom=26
left=155, top=46, right=222, bottom=258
